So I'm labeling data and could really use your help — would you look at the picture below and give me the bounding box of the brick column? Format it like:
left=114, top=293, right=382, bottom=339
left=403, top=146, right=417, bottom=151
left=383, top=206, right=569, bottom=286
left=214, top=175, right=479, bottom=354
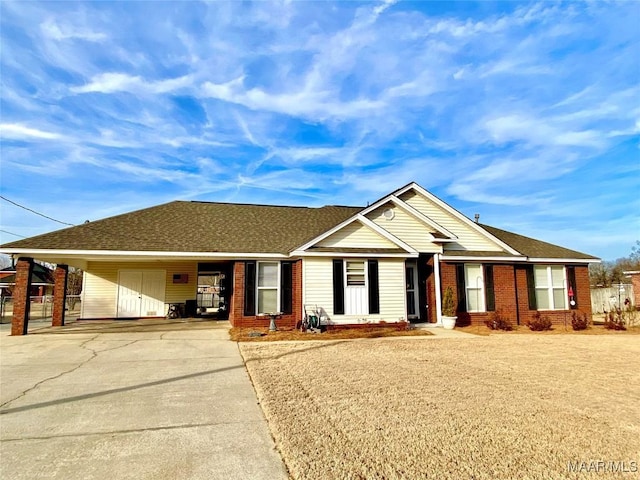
left=11, top=257, right=34, bottom=336
left=52, top=264, right=69, bottom=327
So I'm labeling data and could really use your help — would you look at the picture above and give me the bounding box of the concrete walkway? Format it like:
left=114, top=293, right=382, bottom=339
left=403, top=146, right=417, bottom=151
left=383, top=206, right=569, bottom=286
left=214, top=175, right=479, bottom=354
left=0, top=320, right=288, bottom=480
left=413, top=323, right=479, bottom=338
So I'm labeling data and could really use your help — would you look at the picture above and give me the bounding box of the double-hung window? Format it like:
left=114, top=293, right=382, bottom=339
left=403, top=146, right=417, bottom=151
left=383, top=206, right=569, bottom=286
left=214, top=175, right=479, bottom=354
left=257, top=262, right=279, bottom=314
left=464, top=264, right=485, bottom=312
left=534, top=265, right=567, bottom=310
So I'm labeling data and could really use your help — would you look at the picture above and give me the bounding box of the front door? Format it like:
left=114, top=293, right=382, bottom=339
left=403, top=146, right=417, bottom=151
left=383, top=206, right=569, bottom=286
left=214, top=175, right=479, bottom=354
left=117, top=270, right=166, bottom=318
left=406, top=261, right=420, bottom=321
left=345, top=260, right=368, bottom=315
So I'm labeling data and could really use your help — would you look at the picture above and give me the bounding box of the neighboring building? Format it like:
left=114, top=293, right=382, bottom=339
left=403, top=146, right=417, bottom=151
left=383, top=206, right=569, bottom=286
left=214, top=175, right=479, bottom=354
left=0, top=263, right=54, bottom=299
left=0, top=182, right=599, bottom=333
left=623, top=271, right=640, bottom=308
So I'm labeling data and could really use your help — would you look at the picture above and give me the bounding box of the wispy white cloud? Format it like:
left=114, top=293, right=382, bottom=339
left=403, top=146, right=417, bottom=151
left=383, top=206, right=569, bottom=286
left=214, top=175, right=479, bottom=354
left=40, top=18, right=107, bottom=42
left=0, top=123, right=62, bottom=140
left=71, top=72, right=193, bottom=94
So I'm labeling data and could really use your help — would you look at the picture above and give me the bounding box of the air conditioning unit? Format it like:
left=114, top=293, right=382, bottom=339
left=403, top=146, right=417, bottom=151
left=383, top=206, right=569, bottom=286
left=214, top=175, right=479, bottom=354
left=172, top=274, right=189, bottom=284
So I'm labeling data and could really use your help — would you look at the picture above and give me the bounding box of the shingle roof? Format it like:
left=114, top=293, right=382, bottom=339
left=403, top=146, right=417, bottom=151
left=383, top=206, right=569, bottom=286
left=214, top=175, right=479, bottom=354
left=479, top=224, right=598, bottom=260
left=1, top=201, right=363, bottom=255
left=0, top=199, right=598, bottom=262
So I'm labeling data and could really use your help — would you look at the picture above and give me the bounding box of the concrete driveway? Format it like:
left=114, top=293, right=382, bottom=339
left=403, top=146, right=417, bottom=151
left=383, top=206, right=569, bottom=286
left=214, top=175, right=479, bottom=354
left=0, top=320, right=288, bottom=480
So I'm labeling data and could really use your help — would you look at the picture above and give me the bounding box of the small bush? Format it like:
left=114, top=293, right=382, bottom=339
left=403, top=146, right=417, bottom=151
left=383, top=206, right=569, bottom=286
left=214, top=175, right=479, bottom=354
left=527, top=312, right=553, bottom=331
left=604, top=310, right=627, bottom=331
left=485, top=311, right=513, bottom=331
left=571, top=311, right=590, bottom=331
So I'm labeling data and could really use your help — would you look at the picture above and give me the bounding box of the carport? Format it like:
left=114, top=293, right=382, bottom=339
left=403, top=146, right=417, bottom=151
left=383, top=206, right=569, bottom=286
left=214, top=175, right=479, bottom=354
left=9, top=257, right=69, bottom=335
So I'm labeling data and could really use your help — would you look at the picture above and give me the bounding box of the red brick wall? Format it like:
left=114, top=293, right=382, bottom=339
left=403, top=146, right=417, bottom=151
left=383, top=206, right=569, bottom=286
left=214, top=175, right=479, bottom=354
left=440, top=262, right=593, bottom=327
left=628, top=273, right=640, bottom=307
left=11, top=258, right=33, bottom=336
left=425, top=256, right=437, bottom=323
left=229, top=260, right=302, bottom=329
left=52, top=264, right=68, bottom=327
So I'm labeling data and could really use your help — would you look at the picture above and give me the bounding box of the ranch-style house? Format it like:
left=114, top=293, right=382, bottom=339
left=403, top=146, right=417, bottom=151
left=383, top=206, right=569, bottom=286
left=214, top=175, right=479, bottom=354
left=1, top=182, right=599, bottom=335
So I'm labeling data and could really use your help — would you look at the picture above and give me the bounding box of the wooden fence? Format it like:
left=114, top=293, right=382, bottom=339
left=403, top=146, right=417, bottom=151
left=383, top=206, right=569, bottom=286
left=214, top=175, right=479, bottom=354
left=590, top=284, right=634, bottom=313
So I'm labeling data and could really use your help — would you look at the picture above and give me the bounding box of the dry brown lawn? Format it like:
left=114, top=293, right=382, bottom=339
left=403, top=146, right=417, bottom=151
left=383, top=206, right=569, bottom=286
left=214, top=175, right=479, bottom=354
left=458, top=324, right=640, bottom=336
left=230, top=326, right=432, bottom=342
left=240, top=335, right=640, bottom=480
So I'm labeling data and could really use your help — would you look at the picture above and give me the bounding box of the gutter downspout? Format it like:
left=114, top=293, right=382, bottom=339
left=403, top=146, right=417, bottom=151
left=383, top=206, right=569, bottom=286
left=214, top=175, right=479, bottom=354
left=434, top=253, right=443, bottom=326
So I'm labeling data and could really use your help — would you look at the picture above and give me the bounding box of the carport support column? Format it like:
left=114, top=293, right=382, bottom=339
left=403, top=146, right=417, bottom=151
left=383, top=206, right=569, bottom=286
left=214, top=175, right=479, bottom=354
left=11, top=257, right=34, bottom=336
left=52, top=264, right=69, bottom=327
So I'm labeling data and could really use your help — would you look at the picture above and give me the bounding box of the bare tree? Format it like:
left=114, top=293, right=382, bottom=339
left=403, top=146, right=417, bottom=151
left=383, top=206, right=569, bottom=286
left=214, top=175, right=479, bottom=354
left=66, top=268, right=83, bottom=310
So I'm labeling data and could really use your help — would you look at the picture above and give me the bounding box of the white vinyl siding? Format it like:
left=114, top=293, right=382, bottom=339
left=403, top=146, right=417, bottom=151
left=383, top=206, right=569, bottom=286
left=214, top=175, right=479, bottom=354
left=257, top=261, right=279, bottom=314
left=399, top=190, right=502, bottom=252
left=535, top=265, right=567, bottom=310
left=367, top=204, right=441, bottom=253
left=303, top=257, right=405, bottom=323
left=81, top=261, right=198, bottom=318
left=464, top=264, right=485, bottom=312
left=317, top=221, right=397, bottom=248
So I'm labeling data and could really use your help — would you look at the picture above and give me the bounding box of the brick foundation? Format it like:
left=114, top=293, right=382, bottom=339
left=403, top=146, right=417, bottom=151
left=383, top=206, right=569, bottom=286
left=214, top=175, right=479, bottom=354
left=11, top=258, right=34, bottom=336
left=51, top=264, right=69, bottom=327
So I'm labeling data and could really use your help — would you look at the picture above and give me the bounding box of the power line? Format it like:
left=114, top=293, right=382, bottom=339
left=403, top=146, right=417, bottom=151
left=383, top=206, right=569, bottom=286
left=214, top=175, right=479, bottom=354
left=0, top=195, right=75, bottom=226
left=0, top=229, right=26, bottom=238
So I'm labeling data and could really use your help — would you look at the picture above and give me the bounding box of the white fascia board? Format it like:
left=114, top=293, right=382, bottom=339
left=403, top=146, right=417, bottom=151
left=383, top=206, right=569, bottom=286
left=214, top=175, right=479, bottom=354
left=396, top=183, right=522, bottom=256
left=358, top=194, right=457, bottom=240
left=440, top=255, right=527, bottom=262
left=356, top=214, right=418, bottom=254
left=294, top=251, right=419, bottom=258
left=0, top=248, right=288, bottom=259
left=527, top=257, right=601, bottom=264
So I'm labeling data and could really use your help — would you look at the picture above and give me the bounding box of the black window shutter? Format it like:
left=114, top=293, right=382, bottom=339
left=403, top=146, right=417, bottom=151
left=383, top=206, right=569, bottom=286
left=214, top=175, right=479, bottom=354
left=455, top=264, right=467, bottom=313
left=567, top=266, right=578, bottom=309
left=485, top=265, right=495, bottom=312
left=244, top=261, right=256, bottom=316
left=526, top=265, right=537, bottom=310
left=333, top=259, right=344, bottom=315
left=368, top=260, right=380, bottom=314
left=281, top=262, right=293, bottom=314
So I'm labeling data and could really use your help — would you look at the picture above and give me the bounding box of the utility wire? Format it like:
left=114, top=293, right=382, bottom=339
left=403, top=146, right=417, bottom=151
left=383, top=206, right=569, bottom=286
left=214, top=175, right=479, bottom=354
left=0, top=229, right=26, bottom=238
left=0, top=195, right=75, bottom=226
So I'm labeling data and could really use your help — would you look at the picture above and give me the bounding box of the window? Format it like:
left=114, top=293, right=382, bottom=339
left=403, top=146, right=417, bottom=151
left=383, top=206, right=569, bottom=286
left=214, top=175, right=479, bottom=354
left=464, top=264, right=485, bottom=312
left=534, top=265, right=567, bottom=310
left=257, top=262, right=279, bottom=314
left=346, top=260, right=366, bottom=286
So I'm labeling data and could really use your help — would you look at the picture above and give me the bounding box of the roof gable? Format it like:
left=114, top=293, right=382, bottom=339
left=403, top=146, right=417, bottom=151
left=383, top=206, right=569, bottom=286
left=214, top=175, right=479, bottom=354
left=395, top=184, right=519, bottom=255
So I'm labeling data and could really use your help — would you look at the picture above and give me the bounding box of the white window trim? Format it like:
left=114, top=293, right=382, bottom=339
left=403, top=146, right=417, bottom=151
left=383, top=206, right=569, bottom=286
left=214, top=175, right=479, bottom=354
left=465, top=264, right=485, bottom=313
left=535, top=265, right=567, bottom=311
left=256, top=261, right=280, bottom=314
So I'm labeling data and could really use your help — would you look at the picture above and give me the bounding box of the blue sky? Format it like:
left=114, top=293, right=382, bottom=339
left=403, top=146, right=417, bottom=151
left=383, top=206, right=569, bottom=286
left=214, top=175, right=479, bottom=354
left=0, top=0, right=638, bottom=261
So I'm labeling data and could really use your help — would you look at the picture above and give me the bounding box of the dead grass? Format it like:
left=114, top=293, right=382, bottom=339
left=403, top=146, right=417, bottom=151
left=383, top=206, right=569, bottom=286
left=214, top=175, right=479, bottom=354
left=230, top=326, right=432, bottom=342
left=241, top=335, right=640, bottom=480
left=459, top=324, right=640, bottom=336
